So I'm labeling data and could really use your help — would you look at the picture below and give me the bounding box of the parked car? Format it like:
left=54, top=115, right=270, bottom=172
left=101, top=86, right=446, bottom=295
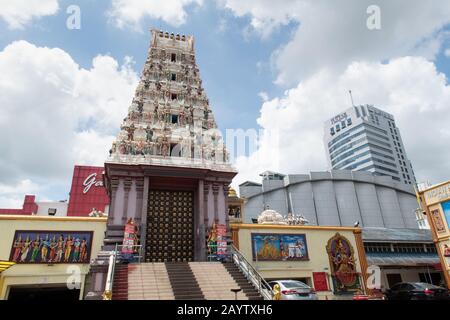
left=268, top=280, right=318, bottom=300
left=385, top=282, right=449, bottom=300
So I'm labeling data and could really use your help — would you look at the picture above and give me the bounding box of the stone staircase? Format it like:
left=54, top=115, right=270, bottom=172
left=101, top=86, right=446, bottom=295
left=112, top=262, right=263, bottom=300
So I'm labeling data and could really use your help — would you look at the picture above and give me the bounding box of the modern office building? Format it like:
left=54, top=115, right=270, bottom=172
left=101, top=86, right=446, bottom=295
left=324, top=105, right=416, bottom=185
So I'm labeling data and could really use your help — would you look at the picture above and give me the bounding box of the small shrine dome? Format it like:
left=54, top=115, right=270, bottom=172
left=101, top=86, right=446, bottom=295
left=228, top=187, right=238, bottom=198
left=257, top=207, right=287, bottom=225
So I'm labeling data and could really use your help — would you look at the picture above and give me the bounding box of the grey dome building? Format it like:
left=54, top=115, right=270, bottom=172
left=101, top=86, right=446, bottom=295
left=239, top=170, right=419, bottom=229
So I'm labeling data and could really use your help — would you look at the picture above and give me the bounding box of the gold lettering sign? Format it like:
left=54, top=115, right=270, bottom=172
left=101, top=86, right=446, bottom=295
left=424, top=182, right=450, bottom=205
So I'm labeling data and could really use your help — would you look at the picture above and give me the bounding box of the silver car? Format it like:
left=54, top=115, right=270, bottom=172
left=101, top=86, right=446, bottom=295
left=269, top=280, right=318, bottom=300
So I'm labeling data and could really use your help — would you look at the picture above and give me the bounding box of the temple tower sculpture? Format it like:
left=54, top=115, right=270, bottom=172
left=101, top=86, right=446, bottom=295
left=86, top=30, right=236, bottom=298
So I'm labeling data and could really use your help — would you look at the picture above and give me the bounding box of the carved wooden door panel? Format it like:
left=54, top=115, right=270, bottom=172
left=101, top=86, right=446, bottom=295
left=146, top=190, right=194, bottom=262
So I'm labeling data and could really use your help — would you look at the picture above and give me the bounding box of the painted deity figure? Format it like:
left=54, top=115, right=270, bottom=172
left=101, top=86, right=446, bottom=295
left=40, top=234, right=51, bottom=262
left=73, top=238, right=81, bottom=262
left=333, top=239, right=355, bottom=274
left=146, top=125, right=153, bottom=142
left=64, top=235, right=74, bottom=262
left=20, top=237, right=31, bottom=262
left=119, top=140, right=127, bottom=154
left=179, top=107, right=186, bottom=126
left=55, top=235, right=64, bottom=262
left=49, top=236, right=57, bottom=262
left=30, top=236, right=41, bottom=262
left=12, top=236, right=23, bottom=262
left=259, top=238, right=279, bottom=260
left=136, top=141, right=145, bottom=155
left=80, top=239, right=88, bottom=262
left=158, top=106, right=165, bottom=122
left=127, top=124, right=136, bottom=141
left=161, top=137, right=170, bottom=157
left=164, top=106, right=171, bottom=123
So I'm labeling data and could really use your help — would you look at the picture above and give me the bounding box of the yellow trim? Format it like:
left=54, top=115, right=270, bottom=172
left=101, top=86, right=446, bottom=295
left=435, top=234, right=450, bottom=242
left=0, top=215, right=107, bottom=222
left=0, top=261, right=15, bottom=274
left=231, top=223, right=360, bottom=232
left=418, top=180, right=450, bottom=194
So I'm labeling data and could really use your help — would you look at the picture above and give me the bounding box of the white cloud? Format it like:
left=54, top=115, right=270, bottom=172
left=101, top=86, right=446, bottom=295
left=0, top=40, right=138, bottom=205
left=0, top=180, right=40, bottom=208
left=445, top=48, right=450, bottom=57
left=109, top=0, right=203, bottom=30
left=221, top=0, right=450, bottom=86
left=219, top=0, right=301, bottom=39
left=0, top=0, right=59, bottom=29
left=234, top=57, right=450, bottom=188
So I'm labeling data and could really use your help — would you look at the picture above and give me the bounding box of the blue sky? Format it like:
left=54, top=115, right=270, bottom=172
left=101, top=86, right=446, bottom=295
left=1, top=1, right=450, bottom=207
left=0, top=0, right=290, bottom=131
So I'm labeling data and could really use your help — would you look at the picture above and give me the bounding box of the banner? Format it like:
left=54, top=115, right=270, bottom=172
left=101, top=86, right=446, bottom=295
left=216, top=224, right=228, bottom=258
left=122, top=220, right=136, bottom=254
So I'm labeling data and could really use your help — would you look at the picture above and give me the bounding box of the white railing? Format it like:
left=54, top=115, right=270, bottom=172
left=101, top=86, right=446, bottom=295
left=229, top=245, right=273, bottom=300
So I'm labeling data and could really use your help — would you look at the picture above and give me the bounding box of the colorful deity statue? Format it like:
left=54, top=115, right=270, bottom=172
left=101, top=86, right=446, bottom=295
left=12, top=236, right=23, bottom=262
left=64, top=235, right=73, bottom=262
left=20, top=237, right=31, bottom=262
left=49, top=236, right=57, bottom=262
left=55, top=235, right=64, bottom=262
left=40, top=234, right=51, bottom=262
left=30, top=235, right=41, bottom=262
left=73, top=238, right=81, bottom=262
left=145, top=125, right=153, bottom=142
left=161, top=136, right=170, bottom=157
left=80, top=238, right=88, bottom=262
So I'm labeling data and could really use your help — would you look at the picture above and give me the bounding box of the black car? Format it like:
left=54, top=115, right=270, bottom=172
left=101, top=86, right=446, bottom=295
left=386, top=282, right=449, bottom=300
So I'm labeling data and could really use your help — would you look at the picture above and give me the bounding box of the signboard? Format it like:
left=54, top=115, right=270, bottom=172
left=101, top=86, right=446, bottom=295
left=251, top=233, right=309, bottom=261
left=313, top=272, right=329, bottom=292
left=330, top=112, right=348, bottom=125
left=423, top=182, right=450, bottom=205
left=67, top=166, right=109, bottom=216
left=216, top=224, right=227, bottom=258
left=122, top=221, right=137, bottom=255
left=420, top=183, right=450, bottom=289
left=9, top=230, right=93, bottom=264
left=207, top=224, right=228, bottom=259
left=430, top=208, right=447, bottom=234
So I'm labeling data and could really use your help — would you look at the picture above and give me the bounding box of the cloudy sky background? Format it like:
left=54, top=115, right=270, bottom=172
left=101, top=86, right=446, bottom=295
left=1, top=0, right=450, bottom=207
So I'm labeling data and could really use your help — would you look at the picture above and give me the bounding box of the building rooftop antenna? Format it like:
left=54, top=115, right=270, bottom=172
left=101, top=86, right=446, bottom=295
left=349, top=90, right=355, bottom=107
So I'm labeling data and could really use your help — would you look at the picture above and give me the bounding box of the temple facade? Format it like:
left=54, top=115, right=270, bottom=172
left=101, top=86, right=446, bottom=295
left=86, top=30, right=236, bottom=298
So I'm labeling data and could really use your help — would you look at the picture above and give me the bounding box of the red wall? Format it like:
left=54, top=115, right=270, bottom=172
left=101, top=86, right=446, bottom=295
left=0, top=195, right=37, bottom=215
left=67, top=165, right=109, bottom=216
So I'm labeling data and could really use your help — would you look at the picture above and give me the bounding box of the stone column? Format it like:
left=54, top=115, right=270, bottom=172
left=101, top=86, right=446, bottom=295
left=122, top=178, right=133, bottom=224
left=203, top=182, right=210, bottom=226
left=135, top=178, right=144, bottom=225
left=223, top=184, right=230, bottom=227
left=140, top=177, right=150, bottom=260
left=212, top=183, right=220, bottom=224
left=108, top=178, right=119, bottom=226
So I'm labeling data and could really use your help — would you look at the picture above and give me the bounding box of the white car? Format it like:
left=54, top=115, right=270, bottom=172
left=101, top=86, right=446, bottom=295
left=269, top=280, right=318, bottom=300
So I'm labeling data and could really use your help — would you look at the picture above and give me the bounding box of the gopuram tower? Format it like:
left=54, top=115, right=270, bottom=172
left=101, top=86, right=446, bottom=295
left=108, top=29, right=237, bottom=257
left=86, top=30, right=237, bottom=298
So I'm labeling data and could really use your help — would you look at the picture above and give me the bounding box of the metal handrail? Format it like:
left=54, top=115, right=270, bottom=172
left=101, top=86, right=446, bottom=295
left=229, top=245, right=273, bottom=300
left=103, top=244, right=144, bottom=300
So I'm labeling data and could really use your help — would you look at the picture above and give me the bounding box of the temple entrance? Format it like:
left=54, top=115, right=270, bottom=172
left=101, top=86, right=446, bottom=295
left=145, top=190, right=194, bottom=262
